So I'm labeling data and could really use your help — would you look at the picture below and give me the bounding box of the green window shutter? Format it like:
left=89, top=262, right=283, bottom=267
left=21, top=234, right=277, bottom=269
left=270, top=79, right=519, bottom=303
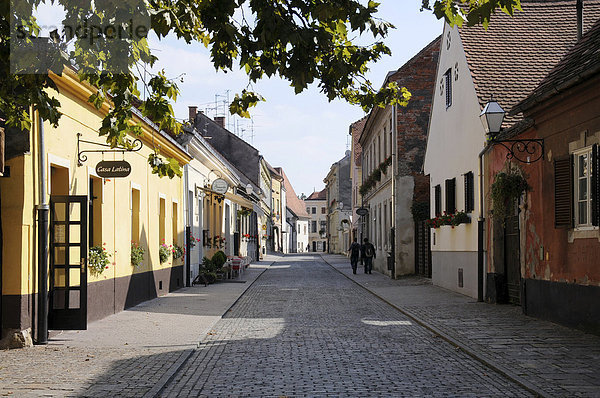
left=464, top=171, right=474, bottom=213
left=592, top=144, right=599, bottom=226
left=445, top=178, right=456, bottom=214
left=554, top=156, right=573, bottom=228
left=434, top=185, right=441, bottom=216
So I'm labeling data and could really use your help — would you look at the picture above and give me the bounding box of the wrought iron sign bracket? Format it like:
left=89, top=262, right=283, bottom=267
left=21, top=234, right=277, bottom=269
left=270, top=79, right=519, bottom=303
left=488, top=137, right=545, bottom=164
left=77, top=133, right=143, bottom=166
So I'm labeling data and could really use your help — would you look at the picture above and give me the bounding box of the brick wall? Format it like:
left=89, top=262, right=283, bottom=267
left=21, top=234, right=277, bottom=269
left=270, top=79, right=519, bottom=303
left=390, top=36, right=441, bottom=176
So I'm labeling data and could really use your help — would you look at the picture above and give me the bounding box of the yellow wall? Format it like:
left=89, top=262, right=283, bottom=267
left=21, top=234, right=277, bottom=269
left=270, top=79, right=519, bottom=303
left=1, top=69, right=190, bottom=297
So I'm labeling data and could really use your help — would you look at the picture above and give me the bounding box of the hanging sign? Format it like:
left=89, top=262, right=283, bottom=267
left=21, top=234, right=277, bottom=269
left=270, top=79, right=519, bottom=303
left=95, top=160, right=132, bottom=178
left=356, top=207, right=369, bottom=216
left=211, top=178, right=229, bottom=194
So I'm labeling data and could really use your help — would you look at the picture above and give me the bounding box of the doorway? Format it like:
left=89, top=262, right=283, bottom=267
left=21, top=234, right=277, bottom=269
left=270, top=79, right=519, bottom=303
left=504, top=210, right=521, bottom=305
left=49, top=195, right=88, bottom=330
left=415, top=220, right=432, bottom=277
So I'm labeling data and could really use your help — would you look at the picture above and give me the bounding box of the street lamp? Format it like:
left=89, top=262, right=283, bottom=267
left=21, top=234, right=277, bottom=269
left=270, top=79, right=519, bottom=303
left=479, top=97, right=505, bottom=138
left=479, top=97, right=544, bottom=163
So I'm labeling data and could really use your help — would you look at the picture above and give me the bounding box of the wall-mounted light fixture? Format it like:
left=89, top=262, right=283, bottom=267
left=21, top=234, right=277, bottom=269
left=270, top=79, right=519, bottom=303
left=480, top=97, right=544, bottom=163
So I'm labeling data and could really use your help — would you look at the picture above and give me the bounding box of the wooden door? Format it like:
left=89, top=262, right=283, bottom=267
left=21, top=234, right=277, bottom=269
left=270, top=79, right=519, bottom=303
left=49, top=195, right=88, bottom=330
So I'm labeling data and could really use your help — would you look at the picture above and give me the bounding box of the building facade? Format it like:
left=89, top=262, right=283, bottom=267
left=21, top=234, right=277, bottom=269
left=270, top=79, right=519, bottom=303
left=359, top=37, right=439, bottom=277
left=424, top=1, right=600, bottom=299
left=487, top=19, right=600, bottom=333
left=0, top=69, right=191, bottom=345
left=305, top=189, right=327, bottom=252
left=324, top=151, right=352, bottom=254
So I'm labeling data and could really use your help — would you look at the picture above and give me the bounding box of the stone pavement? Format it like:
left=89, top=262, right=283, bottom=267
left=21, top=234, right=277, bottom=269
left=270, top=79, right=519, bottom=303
left=160, top=254, right=530, bottom=397
left=322, top=253, right=600, bottom=398
left=0, top=255, right=279, bottom=397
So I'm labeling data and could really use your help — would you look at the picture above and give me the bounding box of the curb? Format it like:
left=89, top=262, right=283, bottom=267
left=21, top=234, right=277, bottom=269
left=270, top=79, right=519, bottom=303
left=148, top=257, right=277, bottom=397
left=320, top=254, right=547, bottom=398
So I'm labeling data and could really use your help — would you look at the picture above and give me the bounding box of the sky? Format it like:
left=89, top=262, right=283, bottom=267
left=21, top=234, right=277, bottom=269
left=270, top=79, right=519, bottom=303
left=35, top=1, right=442, bottom=198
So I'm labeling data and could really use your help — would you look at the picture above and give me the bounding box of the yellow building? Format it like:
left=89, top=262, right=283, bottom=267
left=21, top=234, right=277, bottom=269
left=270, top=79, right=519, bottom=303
left=267, top=164, right=283, bottom=252
left=0, top=68, right=190, bottom=346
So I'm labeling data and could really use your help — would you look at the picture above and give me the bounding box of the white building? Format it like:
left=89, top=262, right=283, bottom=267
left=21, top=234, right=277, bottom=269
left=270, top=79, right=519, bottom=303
left=305, top=189, right=327, bottom=252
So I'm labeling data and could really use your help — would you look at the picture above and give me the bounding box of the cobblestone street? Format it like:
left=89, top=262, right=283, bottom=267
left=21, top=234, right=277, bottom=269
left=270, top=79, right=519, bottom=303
left=2, top=254, right=598, bottom=397
left=160, top=255, right=529, bottom=397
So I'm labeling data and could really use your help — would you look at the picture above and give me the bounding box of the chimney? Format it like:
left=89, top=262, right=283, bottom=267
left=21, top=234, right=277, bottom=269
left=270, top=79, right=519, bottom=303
left=188, top=106, right=197, bottom=123
left=214, top=116, right=225, bottom=129
left=577, top=0, right=583, bottom=40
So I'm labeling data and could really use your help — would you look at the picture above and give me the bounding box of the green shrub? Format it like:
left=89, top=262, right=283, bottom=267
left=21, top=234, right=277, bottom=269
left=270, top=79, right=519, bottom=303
left=202, top=256, right=216, bottom=272
left=211, top=250, right=227, bottom=268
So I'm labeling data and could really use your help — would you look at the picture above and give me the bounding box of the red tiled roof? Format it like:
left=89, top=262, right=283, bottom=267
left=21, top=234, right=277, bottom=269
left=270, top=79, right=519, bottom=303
left=306, top=188, right=326, bottom=201
left=514, top=17, right=600, bottom=113
left=459, top=0, right=600, bottom=125
left=279, top=169, right=309, bottom=218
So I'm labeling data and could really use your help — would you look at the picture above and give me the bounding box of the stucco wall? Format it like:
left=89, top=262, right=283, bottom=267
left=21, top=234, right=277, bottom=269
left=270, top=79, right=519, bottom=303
left=424, top=24, right=484, bottom=298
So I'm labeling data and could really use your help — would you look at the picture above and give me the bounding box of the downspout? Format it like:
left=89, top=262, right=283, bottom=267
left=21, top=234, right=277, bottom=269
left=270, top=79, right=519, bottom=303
left=477, top=144, right=491, bottom=302
left=184, top=162, right=191, bottom=287
left=36, top=112, right=49, bottom=344
left=391, top=104, right=397, bottom=279
left=577, top=0, right=583, bottom=41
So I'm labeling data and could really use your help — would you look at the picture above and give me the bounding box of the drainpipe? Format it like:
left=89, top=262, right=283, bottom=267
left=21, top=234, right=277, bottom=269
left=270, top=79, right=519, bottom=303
left=577, top=0, right=583, bottom=41
left=183, top=161, right=190, bottom=287
left=36, top=112, right=49, bottom=344
left=477, top=144, right=491, bottom=302
left=390, top=103, right=397, bottom=279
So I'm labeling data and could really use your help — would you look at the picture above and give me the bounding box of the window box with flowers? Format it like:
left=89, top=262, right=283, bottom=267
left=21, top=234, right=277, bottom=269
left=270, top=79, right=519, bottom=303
left=89, top=244, right=111, bottom=275
left=159, top=241, right=171, bottom=264
left=426, top=211, right=471, bottom=229
left=213, top=235, right=226, bottom=249
left=131, top=241, right=145, bottom=268
left=172, top=244, right=184, bottom=261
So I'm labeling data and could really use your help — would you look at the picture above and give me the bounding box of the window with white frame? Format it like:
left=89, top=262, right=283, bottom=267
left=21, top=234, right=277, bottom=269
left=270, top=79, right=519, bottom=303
left=556, top=144, right=599, bottom=229
left=574, top=147, right=593, bottom=227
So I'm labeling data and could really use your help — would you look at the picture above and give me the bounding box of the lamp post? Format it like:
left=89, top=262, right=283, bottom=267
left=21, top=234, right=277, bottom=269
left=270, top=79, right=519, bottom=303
left=479, top=97, right=544, bottom=163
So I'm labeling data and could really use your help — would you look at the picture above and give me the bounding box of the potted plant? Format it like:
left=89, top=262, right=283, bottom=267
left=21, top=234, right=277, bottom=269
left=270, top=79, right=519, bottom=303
left=131, top=241, right=145, bottom=267
left=491, top=166, right=529, bottom=220
left=89, top=243, right=110, bottom=275
left=172, top=244, right=184, bottom=260
left=159, top=240, right=171, bottom=264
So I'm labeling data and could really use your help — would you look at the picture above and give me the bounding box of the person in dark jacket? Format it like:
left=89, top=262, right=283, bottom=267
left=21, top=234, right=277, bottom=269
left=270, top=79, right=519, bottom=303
left=362, top=238, right=376, bottom=274
left=348, top=238, right=361, bottom=274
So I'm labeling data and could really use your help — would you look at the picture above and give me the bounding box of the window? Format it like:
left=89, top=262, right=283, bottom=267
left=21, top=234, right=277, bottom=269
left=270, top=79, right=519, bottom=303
left=555, top=144, right=599, bottom=229
left=312, top=207, right=316, bottom=214
left=306, top=207, right=310, bottom=214
left=383, top=202, right=387, bottom=248
left=378, top=134, right=381, bottom=165
left=444, top=68, right=452, bottom=108
left=445, top=178, right=456, bottom=214
left=172, top=202, right=178, bottom=246
left=159, top=197, right=166, bottom=244
left=320, top=220, right=326, bottom=232
left=464, top=171, right=474, bottom=213
left=131, top=188, right=140, bottom=244
left=321, top=207, right=326, bottom=214
left=383, top=127, right=387, bottom=160
left=311, top=220, right=317, bottom=233
left=434, top=185, right=441, bottom=216
left=574, top=146, right=599, bottom=227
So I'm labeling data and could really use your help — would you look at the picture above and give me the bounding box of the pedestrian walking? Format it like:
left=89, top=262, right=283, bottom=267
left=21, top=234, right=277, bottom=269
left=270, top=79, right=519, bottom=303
left=348, top=238, right=361, bottom=274
left=362, top=238, right=375, bottom=274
